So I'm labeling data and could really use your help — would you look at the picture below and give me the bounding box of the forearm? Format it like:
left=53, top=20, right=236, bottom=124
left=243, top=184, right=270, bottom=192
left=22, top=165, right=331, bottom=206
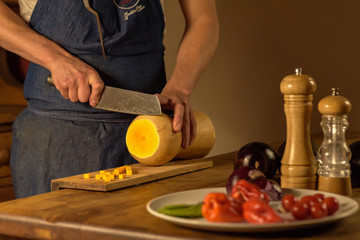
left=0, top=1, right=72, bottom=71
left=166, top=0, right=220, bottom=97
left=0, top=1, right=103, bottom=105
left=157, top=0, right=219, bottom=148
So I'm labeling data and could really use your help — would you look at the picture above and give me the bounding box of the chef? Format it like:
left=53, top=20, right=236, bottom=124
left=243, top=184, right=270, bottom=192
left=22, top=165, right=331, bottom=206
left=0, top=0, right=219, bottom=198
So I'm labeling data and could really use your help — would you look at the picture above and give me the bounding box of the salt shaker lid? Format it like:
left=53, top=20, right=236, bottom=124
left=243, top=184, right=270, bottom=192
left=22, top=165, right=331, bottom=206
left=318, top=88, right=351, bottom=115
left=280, top=68, right=317, bottom=95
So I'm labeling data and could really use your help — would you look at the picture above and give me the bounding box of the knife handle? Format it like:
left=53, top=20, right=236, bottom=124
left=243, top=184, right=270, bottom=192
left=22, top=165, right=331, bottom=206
left=47, top=76, right=55, bottom=86
left=46, top=76, right=93, bottom=91
left=46, top=76, right=94, bottom=92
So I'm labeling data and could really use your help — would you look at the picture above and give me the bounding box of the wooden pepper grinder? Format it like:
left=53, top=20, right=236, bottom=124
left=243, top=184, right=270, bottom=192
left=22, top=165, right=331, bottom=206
left=280, top=68, right=317, bottom=189
left=317, top=88, right=352, bottom=195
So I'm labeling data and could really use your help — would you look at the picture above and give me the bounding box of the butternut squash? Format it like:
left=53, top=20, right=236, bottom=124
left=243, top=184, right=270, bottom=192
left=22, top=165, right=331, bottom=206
left=126, top=111, right=215, bottom=166
left=175, top=111, right=215, bottom=159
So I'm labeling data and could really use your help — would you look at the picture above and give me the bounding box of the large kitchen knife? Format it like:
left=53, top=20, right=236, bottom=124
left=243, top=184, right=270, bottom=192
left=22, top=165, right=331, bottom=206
left=46, top=76, right=162, bottom=115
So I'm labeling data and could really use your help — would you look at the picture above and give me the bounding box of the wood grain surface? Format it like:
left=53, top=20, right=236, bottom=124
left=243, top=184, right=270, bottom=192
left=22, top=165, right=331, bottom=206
left=0, top=152, right=359, bottom=240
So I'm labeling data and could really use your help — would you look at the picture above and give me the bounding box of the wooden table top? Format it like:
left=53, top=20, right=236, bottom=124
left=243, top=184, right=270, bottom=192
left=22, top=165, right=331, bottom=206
left=0, top=152, right=359, bottom=240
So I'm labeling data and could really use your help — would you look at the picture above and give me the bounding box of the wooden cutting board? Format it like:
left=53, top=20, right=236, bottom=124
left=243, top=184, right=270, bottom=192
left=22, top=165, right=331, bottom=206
left=51, top=159, right=213, bottom=192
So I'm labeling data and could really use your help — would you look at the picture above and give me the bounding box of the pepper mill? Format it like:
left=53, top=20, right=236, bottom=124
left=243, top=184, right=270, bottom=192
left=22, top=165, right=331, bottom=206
left=280, top=68, right=317, bottom=189
left=317, top=88, right=352, bottom=195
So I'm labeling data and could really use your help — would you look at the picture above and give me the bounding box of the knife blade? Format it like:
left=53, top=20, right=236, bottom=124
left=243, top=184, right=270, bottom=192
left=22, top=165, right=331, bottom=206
left=46, top=76, right=162, bottom=115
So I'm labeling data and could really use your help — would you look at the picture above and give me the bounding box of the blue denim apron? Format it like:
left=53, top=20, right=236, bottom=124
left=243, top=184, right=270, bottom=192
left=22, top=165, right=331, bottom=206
left=11, top=0, right=166, bottom=198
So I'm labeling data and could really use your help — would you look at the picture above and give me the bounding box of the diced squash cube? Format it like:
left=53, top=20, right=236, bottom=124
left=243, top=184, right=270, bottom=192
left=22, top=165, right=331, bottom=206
left=114, top=166, right=126, bottom=175
left=126, top=166, right=133, bottom=175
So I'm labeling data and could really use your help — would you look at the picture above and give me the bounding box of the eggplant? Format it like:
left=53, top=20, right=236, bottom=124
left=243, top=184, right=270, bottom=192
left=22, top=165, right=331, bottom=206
left=349, top=141, right=360, bottom=187
left=234, top=142, right=278, bottom=179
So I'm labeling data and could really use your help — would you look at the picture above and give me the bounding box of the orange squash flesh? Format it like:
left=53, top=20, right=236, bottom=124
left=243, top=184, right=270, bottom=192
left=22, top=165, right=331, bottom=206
left=126, top=114, right=182, bottom=166
left=126, top=119, right=160, bottom=158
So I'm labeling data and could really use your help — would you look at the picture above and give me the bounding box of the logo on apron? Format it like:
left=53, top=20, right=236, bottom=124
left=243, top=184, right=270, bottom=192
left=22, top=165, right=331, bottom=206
left=113, top=0, right=140, bottom=10
left=113, top=0, right=145, bottom=20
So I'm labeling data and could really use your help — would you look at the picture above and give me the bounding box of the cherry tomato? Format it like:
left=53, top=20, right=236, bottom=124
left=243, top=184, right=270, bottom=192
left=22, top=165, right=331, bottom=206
left=313, top=193, right=325, bottom=203
left=322, top=197, right=339, bottom=215
left=288, top=194, right=340, bottom=220
left=281, top=194, right=297, bottom=211
left=291, top=201, right=309, bottom=220
left=310, top=202, right=328, bottom=219
left=299, top=195, right=318, bottom=207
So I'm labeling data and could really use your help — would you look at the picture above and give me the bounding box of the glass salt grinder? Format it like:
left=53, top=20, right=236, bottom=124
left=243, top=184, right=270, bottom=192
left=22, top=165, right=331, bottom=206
left=317, top=88, right=352, bottom=195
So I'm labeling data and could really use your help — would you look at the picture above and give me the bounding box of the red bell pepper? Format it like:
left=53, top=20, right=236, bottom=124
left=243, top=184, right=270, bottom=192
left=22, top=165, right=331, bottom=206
left=231, top=179, right=270, bottom=203
left=202, top=192, right=243, bottom=222
left=243, top=198, right=283, bottom=224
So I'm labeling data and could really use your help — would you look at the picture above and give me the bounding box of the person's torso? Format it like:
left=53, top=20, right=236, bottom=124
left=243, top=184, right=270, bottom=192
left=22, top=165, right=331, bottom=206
left=21, top=0, right=166, bottom=121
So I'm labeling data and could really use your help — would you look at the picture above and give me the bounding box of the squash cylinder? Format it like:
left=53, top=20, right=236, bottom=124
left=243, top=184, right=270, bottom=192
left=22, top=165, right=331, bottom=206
left=175, top=111, right=215, bottom=159
left=126, top=111, right=215, bottom=166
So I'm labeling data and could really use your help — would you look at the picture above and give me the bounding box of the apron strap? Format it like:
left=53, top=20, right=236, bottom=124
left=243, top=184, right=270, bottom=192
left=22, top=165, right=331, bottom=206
left=83, top=0, right=106, bottom=60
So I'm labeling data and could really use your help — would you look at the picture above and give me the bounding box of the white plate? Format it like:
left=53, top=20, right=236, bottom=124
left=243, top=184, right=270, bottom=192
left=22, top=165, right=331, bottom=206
left=146, top=188, right=359, bottom=232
